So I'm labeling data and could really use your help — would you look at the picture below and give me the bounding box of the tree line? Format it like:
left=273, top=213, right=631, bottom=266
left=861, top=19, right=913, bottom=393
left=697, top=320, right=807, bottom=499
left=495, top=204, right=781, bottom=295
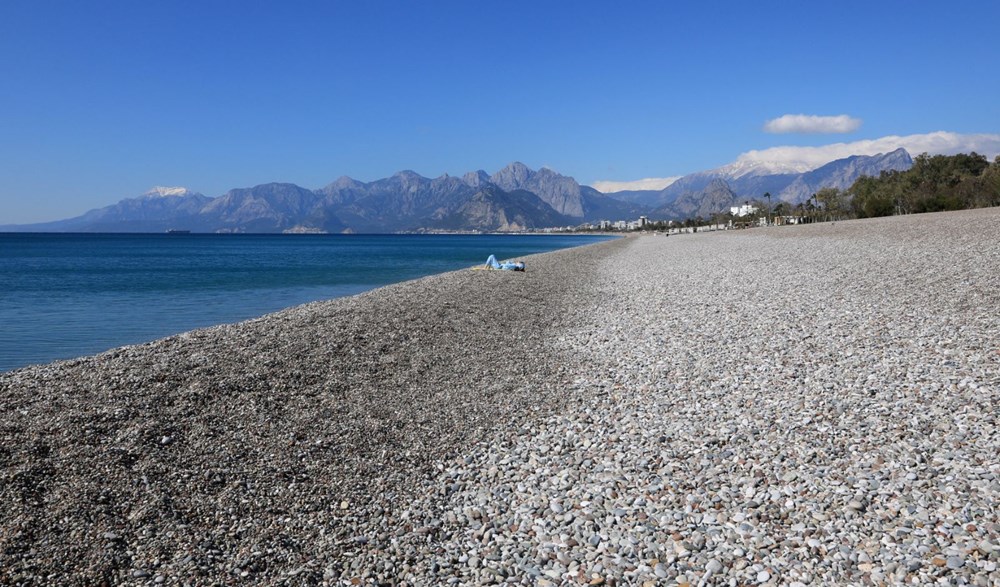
left=578, top=153, right=1000, bottom=231
left=815, top=152, right=1000, bottom=220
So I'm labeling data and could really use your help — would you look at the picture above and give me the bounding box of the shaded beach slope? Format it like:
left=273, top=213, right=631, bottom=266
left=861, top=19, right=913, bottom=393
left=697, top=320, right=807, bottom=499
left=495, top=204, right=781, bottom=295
left=0, top=239, right=625, bottom=584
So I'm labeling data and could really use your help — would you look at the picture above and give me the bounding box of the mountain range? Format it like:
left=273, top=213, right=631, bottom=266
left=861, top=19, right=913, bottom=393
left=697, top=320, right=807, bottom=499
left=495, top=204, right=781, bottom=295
left=609, top=148, right=914, bottom=219
left=3, top=151, right=913, bottom=233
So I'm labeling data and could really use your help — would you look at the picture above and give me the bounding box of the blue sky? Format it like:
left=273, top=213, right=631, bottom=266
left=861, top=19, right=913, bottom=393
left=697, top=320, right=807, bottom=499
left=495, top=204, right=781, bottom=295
left=2, top=1, right=999, bottom=223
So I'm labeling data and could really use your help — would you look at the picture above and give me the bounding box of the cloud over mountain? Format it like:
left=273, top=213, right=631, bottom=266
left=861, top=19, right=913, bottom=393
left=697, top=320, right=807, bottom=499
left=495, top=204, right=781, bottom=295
left=589, top=131, right=998, bottom=194
left=591, top=177, right=681, bottom=193
left=735, top=131, right=1000, bottom=171
left=763, top=114, right=862, bottom=134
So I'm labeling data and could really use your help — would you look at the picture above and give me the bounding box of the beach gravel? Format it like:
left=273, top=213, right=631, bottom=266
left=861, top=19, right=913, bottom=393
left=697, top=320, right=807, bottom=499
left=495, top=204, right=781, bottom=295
left=2, top=208, right=998, bottom=586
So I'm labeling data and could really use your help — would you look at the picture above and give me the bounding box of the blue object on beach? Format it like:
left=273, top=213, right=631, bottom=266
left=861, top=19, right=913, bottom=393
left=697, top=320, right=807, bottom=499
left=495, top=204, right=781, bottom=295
left=2, top=233, right=610, bottom=372
left=484, top=254, right=525, bottom=271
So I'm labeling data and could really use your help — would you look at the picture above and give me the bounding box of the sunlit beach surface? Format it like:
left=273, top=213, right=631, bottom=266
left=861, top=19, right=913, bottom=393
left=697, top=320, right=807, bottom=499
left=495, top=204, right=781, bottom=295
left=1, top=208, right=998, bottom=585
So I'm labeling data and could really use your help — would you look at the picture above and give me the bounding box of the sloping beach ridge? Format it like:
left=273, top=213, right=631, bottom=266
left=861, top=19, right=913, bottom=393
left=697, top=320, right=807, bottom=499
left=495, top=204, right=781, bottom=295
left=2, top=208, right=998, bottom=585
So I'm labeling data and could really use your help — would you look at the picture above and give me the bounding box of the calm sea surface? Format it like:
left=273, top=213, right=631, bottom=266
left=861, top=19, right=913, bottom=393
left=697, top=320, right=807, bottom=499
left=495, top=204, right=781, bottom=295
left=0, top=233, right=613, bottom=372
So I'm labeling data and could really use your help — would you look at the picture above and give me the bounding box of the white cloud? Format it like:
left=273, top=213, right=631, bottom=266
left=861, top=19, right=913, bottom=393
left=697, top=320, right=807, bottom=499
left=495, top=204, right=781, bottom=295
left=735, top=131, right=1000, bottom=171
left=593, top=131, right=1000, bottom=194
left=591, top=177, right=680, bottom=193
left=764, top=114, right=862, bottom=134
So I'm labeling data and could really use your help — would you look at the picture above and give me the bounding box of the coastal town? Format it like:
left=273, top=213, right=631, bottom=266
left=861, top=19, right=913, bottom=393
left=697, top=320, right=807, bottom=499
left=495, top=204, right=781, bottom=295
left=546, top=203, right=810, bottom=234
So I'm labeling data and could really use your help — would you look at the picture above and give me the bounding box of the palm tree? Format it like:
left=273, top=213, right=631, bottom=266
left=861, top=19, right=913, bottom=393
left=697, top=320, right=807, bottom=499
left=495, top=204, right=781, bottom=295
left=773, top=201, right=788, bottom=224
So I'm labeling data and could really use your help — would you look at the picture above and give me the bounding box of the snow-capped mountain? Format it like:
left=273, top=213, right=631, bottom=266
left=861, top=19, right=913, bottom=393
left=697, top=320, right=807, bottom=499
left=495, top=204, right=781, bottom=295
left=604, top=149, right=914, bottom=219
left=141, top=186, right=194, bottom=198
left=713, top=158, right=816, bottom=179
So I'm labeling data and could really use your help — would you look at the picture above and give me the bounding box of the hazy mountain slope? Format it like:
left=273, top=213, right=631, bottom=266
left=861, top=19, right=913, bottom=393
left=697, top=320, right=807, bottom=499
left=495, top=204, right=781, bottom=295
left=598, top=189, right=665, bottom=208
left=655, top=178, right=738, bottom=220
left=200, top=183, right=338, bottom=233
left=2, top=188, right=212, bottom=232
left=775, top=148, right=913, bottom=203
left=319, top=172, right=478, bottom=232
left=432, top=187, right=568, bottom=231
left=578, top=186, right=650, bottom=222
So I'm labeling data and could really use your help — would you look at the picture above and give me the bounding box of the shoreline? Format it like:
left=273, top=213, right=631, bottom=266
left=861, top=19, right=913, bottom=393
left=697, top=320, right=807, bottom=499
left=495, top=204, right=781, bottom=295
left=0, top=233, right=617, bottom=374
left=2, top=208, right=998, bottom=585
left=0, top=236, right=630, bottom=583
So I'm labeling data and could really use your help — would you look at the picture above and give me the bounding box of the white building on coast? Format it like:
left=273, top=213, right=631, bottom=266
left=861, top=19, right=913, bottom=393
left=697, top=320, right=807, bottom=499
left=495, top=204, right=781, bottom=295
left=730, top=204, right=759, bottom=217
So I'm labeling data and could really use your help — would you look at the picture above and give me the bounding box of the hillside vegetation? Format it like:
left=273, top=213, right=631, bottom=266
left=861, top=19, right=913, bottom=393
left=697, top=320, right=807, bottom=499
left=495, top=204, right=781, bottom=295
left=702, top=153, right=1000, bottom=226
left=844, top=153, right=1000, bottom=218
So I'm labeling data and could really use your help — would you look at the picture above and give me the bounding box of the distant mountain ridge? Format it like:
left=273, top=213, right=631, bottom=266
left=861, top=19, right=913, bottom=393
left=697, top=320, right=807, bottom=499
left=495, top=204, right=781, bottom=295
left=6, top=163, right=641, bottom=234
left=3, top=151, right=914, bottom=232
left=606, top=149, right=914, bottom=220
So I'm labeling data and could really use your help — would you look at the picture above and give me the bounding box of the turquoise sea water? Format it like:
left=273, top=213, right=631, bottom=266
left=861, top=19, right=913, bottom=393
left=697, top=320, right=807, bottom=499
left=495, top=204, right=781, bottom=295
left=0, top=233, right=612, bottom=372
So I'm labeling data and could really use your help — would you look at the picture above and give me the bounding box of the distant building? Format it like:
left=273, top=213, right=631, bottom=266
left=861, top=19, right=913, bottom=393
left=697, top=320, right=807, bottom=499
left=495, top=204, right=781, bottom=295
left=730, top=204, right=759, bottom=217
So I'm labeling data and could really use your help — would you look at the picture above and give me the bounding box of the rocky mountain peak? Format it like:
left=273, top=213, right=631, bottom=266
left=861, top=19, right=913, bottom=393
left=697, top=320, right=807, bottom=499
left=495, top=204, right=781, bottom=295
left=882, top=148, right=912, bottom=164
left=329, top=175, right=362, bottom=190
left=387, top=170, right=429, bottom=193
left=491, top=162, right=533, bottom=190
left=462, top=170, right=492, bottom=188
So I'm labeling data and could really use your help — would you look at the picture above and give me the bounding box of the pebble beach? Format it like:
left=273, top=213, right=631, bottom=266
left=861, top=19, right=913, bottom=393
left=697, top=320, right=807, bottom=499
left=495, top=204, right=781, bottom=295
left=1, top=208, right=998, bottom=586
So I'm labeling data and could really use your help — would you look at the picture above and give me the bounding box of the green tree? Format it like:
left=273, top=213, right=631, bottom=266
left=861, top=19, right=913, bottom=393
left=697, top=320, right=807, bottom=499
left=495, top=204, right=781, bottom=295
left=850, top=175, right=894, bottom=218
left=815, top=187, right=846, bottom=221
left=845, top=152, right=998, bottom=217
left=978, top=156, right=1000, bottom=207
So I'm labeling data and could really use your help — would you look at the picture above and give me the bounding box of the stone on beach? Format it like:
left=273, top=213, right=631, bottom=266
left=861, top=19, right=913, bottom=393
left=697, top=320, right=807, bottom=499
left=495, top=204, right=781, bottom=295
left=2, top=208, right=999, bottom=586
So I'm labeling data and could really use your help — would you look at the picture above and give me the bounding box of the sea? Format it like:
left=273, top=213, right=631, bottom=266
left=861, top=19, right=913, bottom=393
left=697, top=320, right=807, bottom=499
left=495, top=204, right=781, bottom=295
left=0, top=233, right=613, bottom=373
